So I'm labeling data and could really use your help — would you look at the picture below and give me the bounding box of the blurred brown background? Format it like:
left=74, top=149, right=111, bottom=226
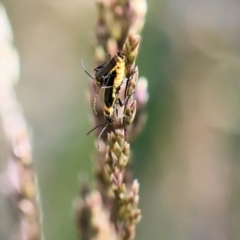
left=1, top=0, right=240, bottom=239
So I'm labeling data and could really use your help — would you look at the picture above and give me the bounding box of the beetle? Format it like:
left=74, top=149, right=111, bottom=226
left=82, top=52, right=126, bottom=115
left=86, top=69, right=125, bottom=149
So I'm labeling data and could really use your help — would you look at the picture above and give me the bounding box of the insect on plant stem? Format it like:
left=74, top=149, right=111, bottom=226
left=83, top=52, right=127, bottom=149
left=82, top=52, right=126, bottom=115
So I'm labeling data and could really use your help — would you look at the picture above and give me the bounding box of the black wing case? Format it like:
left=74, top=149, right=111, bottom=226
left=104, top=71, right=116, bottom=108
left=95, top=56, right=117, bottom=84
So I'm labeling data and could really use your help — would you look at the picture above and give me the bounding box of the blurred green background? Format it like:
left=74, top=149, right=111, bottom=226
left=1, top=0, right=240, bottom=239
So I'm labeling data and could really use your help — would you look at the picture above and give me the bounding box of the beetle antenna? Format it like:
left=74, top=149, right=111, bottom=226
left=86, top=121, right=106, bottom=136
left=93, top=87, right=101, bottom=115
left=81, top=59, right=94, bottom=80
left=97, top=123, right=109, bottom=149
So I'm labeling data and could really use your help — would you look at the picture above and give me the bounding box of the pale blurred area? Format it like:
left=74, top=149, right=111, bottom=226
left=0, top=0, right=240, bottom=240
